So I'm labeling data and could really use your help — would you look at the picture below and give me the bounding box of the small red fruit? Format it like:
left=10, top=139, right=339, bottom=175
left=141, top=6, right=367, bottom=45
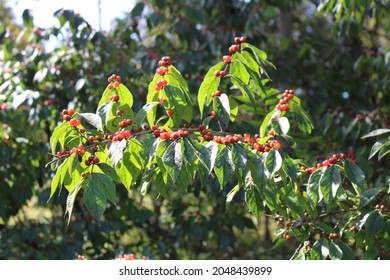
left=239, top=36, right=247, bottom=43
left=167, top=109, right=174, bottom=116
left=70, top=119, right=81, bottom=127
left=223, top=55, right=232, bottom=63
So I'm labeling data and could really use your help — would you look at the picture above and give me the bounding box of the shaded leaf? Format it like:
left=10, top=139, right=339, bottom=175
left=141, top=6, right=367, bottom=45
left=83, top=180, right=106, bottom=223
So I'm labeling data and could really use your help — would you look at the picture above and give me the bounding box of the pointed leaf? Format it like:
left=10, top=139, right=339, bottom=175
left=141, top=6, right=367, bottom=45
left=97, top=162, right=120, bottom=182
left=365, top=211, right=385, bottom=236
left=66, top=179, right=87, bottom=224
left=344, top=159, right=366, bottom=193
left=245, top=187, right=264, bottom=219
left=162, top=141, right=183, bottom=182
left=329, top=241, right=343, bottom=260
left=78, top=113, right=103, bottom=131
left=359, top=187, right=382, bottom=209
left=213, top=93, right=230, bottom=130
left=265, top=149, right=282, bottom=177
left=83, top=180, right=106, bottom=223
left=319, top=165, right=341, bottom=203
left=361, top=128, right=390, bottom=139
left=214, top=146, right=235, bottom=187
left=108, top=139, right=127, bottom=166
left=135, top=102, right=159, bottom=126
left=198, top=62, right=224, bottom=117
left=92, top=173, right=116, bottom=205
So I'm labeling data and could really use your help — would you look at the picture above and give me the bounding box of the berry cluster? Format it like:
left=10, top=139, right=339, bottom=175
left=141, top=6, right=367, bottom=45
left=107, top=74, right=121, bottom=89
left=153, top=126, right=190, bottom=141
left=214, top=70, right=226, bottom=77
left=276, top=89, right=295, bottom=111
left=155, top=79, right=168, bottom=91
left=110, top=130, right=132, bottom=142
left=118, top=118, right=133, bottom=128
left=109, top=94, right=120, bottom=102
left=156, top=65, right=169, bottom=76
left=199, top=125, right=214, bottom=141
left=228, top=36, right=246, bottom=53
left=301, top=152, right=346, bottom=174
left=328, top=233, right=338, bottom=240
left=85, top=155, right=100, bottom=166
left=213, top=134, right=242, bottom=145
left=61, top=108, right=75, bottom=121
left=243, top=133, right=282, bottom=152
left=158, top=56, right=171, bottom=67
left=70, top=144, right=85, bottom=156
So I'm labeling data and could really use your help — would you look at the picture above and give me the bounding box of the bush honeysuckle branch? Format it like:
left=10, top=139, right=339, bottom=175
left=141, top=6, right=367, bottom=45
left=47, top=36, right=388, bottom=260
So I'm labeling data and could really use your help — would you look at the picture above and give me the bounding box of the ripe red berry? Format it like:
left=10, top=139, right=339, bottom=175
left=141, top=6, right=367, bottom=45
left=284, top=234, right=292, bottom=241
left=234, top=37, right=241, bottom=43
left=63, top=114, right=71, bottom=121
left=223, top=55, right=232, bottom=63
left=167, top=109, right=174, bottom=116
left=239, top=36, right=247, bottom=43
left=67, top=108, right=75, bottom=116
left=92, top=157, right=100, bottom=164
left=219, top=70, right=226, bottom=77
left=199, top=124, right=205, bottom=131
left=70, top=119, right=81, bottom=127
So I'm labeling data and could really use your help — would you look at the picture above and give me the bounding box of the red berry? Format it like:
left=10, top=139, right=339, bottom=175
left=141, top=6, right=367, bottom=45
left=92, top=157, right=100, bottom=164
left=70, top=119, right=81, bottom=127
left=167, top=109, right=174, bottom=116
left=234, top=37, right=241, bottom=43
left=284, top=234, right=292, bottom=241
left=223, top=55, right=232, bottom=63
left=239, top=36, right=247, bottom=43
left=67, top=108, right=75, bottom=116
left=214, top=70, right=221, bottom=77
left=199, top=124, right=205, bottom=131
left=63, top=114, right=71, bottom=121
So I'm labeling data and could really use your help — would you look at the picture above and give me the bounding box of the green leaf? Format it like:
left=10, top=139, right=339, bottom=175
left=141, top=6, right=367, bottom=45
left=277, top=117, right=290, bottom=135
left=232, top=143, right=247, bottom=170
left=183, top=138, right=196, bottom=165
left=362, top=247, right=379, bottom=260
left=97, top=162, right=120, bottom=183
left=329, top=241, right=343, bottom=260
left=213, top=93, right=230, bottom=130
left=78, top=113, right=103, bottom=131
left=284, top=196, right=304, bottom=216
left=307, top=168, right=324, bottom=207
left=50, top=121, right=71, bottom=153
left=368, top=139, right=387, bottom=160
left=162, top=141, right=183, bottom=182
left=312, top=238, right=330, bottom=259
left=319, top=165, right=341, bottom=203
left=315, top=222, right=335, bottom=234
left=214, top=146, right=235, bottom=187
left=135, top=102, right=159, bottom=126
left=230, top=75, right=258, bottom=112
left=260, top=109, right=276, bottom=138
left=198, top=62, right=224, bottom=117
left=280, top=152, right=297, bottom=183
left=245, top=186, right=264, bottom=219
left=226, top=184, right=240, bottom=211
left=231, top=56, right=250, bottom=83
left=344, top=159, right=366, bottom=193
left=163, top=85, right=191, bottom=126
left=92, top=173, right=116, bottom=205
left=378, top=141, right=390, bottom=160
left=365, top=211, right=385, bottom=236
left=50, top=160, right=66, bottom=199
left=66, top=178, right=87, bottom=224
left=116, top=144, right=143, bottom=191
left=359, top=187, right=382, bottom=209
left=361, top=128, right=390, bottom=139
left=289, top=101, right=313, bottom=134
left=108, top=139, right=127, bottom=166
left=228, top=96, right=238, bottom=122
left=96, top=100, right=112, bottom=129
left=265, top=149, right=282, bottom=177
left=83, top=180, right=106, bottom=223
left=334, top=240, right=355, bottom=260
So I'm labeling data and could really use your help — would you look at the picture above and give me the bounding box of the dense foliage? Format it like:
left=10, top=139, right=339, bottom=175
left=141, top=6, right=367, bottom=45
left=0, top=0, right=389, bottom=260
